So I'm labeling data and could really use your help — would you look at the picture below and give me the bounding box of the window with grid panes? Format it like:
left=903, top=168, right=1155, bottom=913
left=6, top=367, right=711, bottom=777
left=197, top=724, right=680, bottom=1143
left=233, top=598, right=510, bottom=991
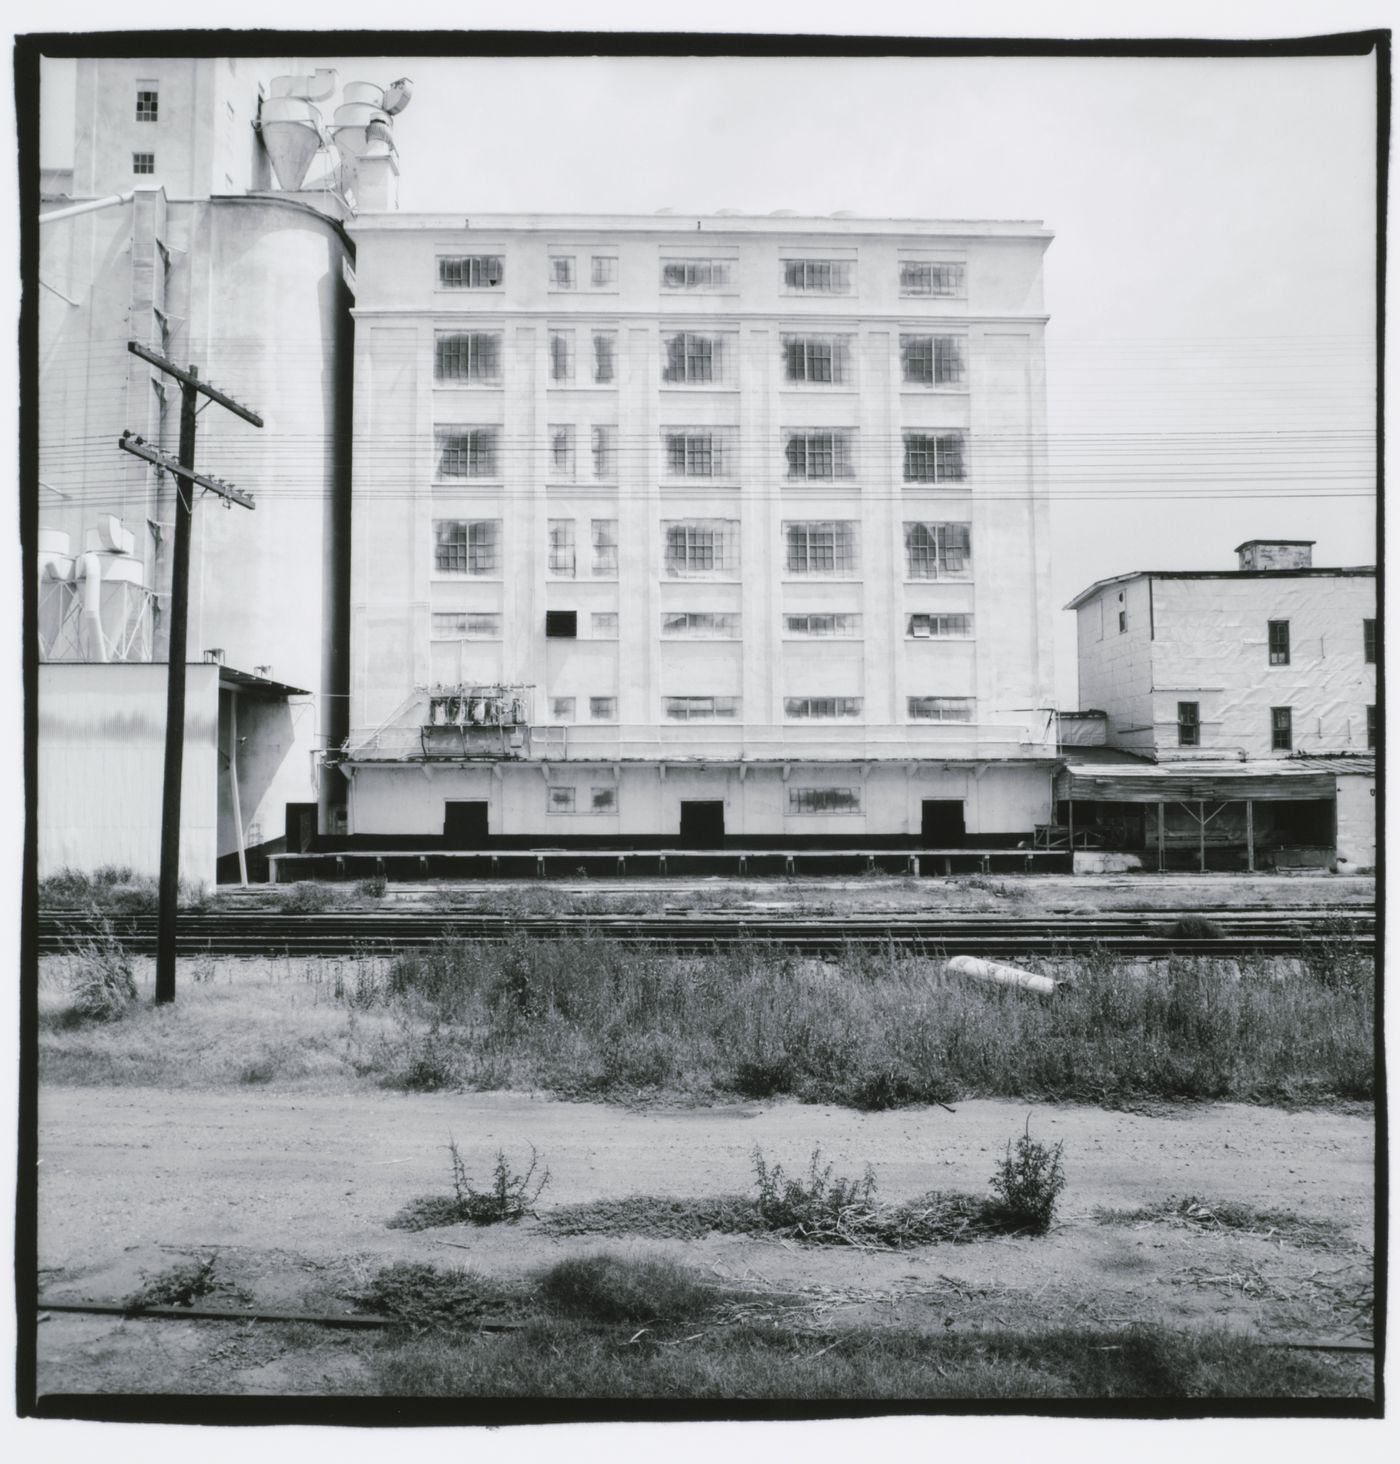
left=662, top=612, right=740, bottom=638
left=664, top=522, right=732, bottom=576
left=663, top=696, right=739, bottom=720
left=1364, top=618, right=1377, bottom=663
left=900, top=261, right=965, bottom=296
left=662, top=333, right=718, bottom=384
left=784, top=335, right=847, bottom=384
left=438, top=255, right=502, bottom=289
left=132, top=152, right=155, bottom=174
left=590, top=698, right=617, bottom=721
left=591, top=256, right=617, bottom=287
left=591, top=519, right=618, bottom=575
left=784, top=613, right=861, bottom=638
left=435, top=427, right=498, bottom=478
left=434, top=520, right=500, bottom=575
left=784, top=430, right=853, bottom=480
left=592, top=332, right=616, bottom=384
left=431, top=612, right=501, bottom=638
left=548, top=520, right=576, bottom=576
left=549, top=331, right=574, bottom=383
left=549, top=256, right=575, bottom=289
left=907, top=614, right=972, bottom=638
left=903, top=432, right=967, bottom=482
left=907, top=696, right=974, bottom=722
left=787, top=787, right=861, bottom=814
left=136, top=89, right=158, bottom=121
left=591, top=426, right=616, bottom=480
left=661, top=258, right=731, bottom=290
left=1367, top=705, right=1376, bottom=749
left=782, top=259, right=851, bottom=293
left=435, top=332, right=502, bottom=383
left=904, top=522, right=971, bottom=580
left=784, top=697, right=862, bottom=719
left=551, top=697, right=576, bottom=721
left=591, top=786, right=617, bottom=810
left=591, top=612, right=618, bottom=639
left=1271, top=706, right=1293, bottom=751
left=900, top=335, right=966, bottom=386
left=550, top=426, right=575, bottom=480
left=1177, top=702, right=1200, bottom=747
left=785, top=522, right=856, bottom=575
left=667, top=431, right=715, bottom=478
left=548, top=786, right=576, bottom=813
left=1268, top=620, right=1291, bottom=666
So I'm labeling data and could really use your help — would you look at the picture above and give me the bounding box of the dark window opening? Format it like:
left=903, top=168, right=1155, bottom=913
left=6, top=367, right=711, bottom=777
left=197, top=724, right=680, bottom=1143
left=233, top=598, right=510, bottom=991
left=545, top=610, right=577, bottom=639
left=1367, top=704, right=1376, bottom=749
left=1271, top=705, right=1293, bottom=751
left=1177, top=701, right=1200, bottom=747
left=1364, top=618, right=1377, bottom=664
left=1268, top=620, right=1290, bottom=666
left=921, top=799, right=966, bottom=846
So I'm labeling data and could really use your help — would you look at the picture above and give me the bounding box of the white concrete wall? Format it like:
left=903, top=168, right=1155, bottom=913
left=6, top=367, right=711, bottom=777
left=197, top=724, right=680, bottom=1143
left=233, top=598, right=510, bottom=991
left=39, top=663, right=220, bottom=884
left=346, top=215, right=1057, bottom=832
left=1075, top=577, right=1156, bottom=753
left=1148, top=575, right=1376, bottom=759
left=345, top=759, right=1052, bottom=840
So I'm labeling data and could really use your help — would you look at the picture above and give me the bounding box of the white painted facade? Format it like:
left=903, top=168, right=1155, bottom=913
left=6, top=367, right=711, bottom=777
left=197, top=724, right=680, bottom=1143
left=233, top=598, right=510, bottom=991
left=343, top=212, right=1058, bottom=841
left=1071, top=565, right=1376, bottom=761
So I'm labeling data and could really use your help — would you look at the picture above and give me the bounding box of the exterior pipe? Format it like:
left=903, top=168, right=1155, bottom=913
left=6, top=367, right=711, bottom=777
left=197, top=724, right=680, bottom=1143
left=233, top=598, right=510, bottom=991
left=39, top=190, right=136, bottom=224
left=77, top=552, right=107, bottom=662
left=945, top=955, right=1059, bottom=998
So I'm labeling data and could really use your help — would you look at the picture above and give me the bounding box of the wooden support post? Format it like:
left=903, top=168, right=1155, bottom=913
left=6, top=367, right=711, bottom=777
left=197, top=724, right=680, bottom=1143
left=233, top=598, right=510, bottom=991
left=1246, top=800, right=1255, bottom=872
left=909, top=855, right=920, bottom=877
left=1157, top=802, right=1166, bottom=872
left=1198, top=800, right=1206, bottom=874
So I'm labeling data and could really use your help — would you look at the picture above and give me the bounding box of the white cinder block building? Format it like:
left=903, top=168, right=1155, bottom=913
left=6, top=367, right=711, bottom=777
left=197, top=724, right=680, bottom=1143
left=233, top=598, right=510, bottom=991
left=337, top=212, right=1059, bottom=849
left=1060, top=541, right=1376, bottom=872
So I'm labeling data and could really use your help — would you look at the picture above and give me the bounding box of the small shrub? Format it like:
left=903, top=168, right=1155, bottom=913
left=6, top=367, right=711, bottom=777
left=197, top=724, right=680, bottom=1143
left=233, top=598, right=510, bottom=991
left=353, top=1262, right=507, bottom=1331
left=538, top=1254, right=714, bottom=1323
left=275, top=882, right=341, bottom=914
left=1167, top=915, right=1225, bottom=941
left=65, top=924, right=137, bottom=1023
left=751, top=1145, right=879, bottom=1241
left=357, top=875, right=388, bottom=900
left=390, top=1139, right=550, bottom=1231
left=128, top=1255, right=224, bottom=1310
left=379, top=1021, right=459, bottom=1092
left=988, top=1115, right=1066, bottom=1234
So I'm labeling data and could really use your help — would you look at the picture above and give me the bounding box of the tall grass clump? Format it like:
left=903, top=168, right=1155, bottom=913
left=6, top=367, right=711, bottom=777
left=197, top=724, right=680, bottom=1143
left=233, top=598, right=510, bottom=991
left=343, top=935, right=1375, bottom=1108
left=63, top=923, right=138, bottom=1023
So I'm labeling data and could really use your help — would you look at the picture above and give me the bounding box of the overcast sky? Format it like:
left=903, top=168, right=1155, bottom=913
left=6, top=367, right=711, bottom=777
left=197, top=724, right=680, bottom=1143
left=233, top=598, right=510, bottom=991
left=38, top=44, right=1379, bottom=705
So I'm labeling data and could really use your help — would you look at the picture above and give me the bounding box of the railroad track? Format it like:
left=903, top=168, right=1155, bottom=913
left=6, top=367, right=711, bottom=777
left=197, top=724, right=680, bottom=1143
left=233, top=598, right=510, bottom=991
left=36, top=907, right=1374, bottom=957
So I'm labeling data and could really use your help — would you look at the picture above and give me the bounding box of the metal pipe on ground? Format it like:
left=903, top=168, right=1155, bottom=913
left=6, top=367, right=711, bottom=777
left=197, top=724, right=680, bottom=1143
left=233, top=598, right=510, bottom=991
left=945, top=954, right=1061, bottom=997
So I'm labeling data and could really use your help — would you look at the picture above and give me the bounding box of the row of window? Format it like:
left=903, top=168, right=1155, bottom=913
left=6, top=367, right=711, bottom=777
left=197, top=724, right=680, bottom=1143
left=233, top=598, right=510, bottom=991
left=434, top=330, right=968, bottom=389
left=434, top=425, right=969, bottom=484
left=432, top=519, right=972, bottom=580
left=1176, top=702, right=1377, bottom=750
left=439, top=253, right=966, bottom=299
left=1265, top=618, right=1377, bottom=666
left=430, top=611, right=973, bottom=640
left=540, top=696, right=974, bottom=724
left=543, top=785, right=877, bottom=816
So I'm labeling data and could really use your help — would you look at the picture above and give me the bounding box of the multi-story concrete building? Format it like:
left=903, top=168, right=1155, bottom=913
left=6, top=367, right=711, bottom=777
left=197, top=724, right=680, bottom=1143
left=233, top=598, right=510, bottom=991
left=336, top=212, right=1060, bottom=850
left=1058, top=541, right=1376, bottom=871
left=37, top=58, right=409, bottom=881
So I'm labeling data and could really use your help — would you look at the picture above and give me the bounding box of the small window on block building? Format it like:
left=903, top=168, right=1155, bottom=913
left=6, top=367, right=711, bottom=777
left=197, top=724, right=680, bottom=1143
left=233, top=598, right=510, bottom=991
left=1364, top=619, right=1377, bottom=664
left=1177, top=702, right=1200, bottom=747
left=1367, top=705, right=1376, bottom=749
left=1268, top=620, right=1291, bottom=666
left=1271, top=706, right=1293, bottom=751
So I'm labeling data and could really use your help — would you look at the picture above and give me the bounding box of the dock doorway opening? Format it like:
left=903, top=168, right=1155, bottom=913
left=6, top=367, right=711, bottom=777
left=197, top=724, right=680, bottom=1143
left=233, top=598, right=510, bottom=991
left=921, top=799, right=966, bottom=846
left=679, top=800, right=725, bottom=846
left=443, top=800, right=489, bottom=847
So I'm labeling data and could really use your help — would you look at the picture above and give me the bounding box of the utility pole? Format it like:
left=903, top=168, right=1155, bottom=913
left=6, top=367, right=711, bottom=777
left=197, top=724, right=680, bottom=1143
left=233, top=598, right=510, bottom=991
left=120, top=340, right=262, bottom=1003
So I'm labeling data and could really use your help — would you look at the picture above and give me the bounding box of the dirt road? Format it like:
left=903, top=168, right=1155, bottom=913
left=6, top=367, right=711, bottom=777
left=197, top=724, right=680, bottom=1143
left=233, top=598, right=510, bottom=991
left=33, top=1086, right=1374, bottom=1395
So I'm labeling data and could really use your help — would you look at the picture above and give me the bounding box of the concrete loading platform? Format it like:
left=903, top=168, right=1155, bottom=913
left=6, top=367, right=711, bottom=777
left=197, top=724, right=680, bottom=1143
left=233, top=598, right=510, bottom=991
left=268, top=846, right=1074, bottom=883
